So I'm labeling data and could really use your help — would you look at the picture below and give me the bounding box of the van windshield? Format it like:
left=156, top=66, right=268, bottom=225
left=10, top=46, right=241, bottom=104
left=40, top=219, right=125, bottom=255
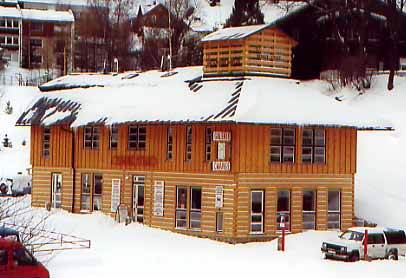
left=340, top=231, right=364, bottom=241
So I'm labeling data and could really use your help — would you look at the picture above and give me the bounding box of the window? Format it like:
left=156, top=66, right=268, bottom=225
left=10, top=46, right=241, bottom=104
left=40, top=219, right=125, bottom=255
left=31, top=53, right=42, bottom=64
left=0, top=249, right=7, bottom=266
left=93, top=174, right=102, bottom=211
left=302, top=129, right=326, bottom=164
left=109, top=125, right=118, bottom=149
left=368, top=234, right=385, bottom=245
left=128, top=125, right=146, bottom=150
left=303, top=189, right=316, bottom=230
left=205, top=127, right=212, bottom=161
left=185, top=126, right=192, bottom=161
left=250, top=190, right=264, bottom=233
left=190, top=187, right=202, bottom=230
left=216, top=212, right=223, bottom=233
left=30, top=38, right=42, bottom=48
left=84, top=126, right=100, bottom=149
left=12, top=248, right=36, bottom=266
left=31, top=23, right=43, bottom=33
left=167, top=127, right=173, bottom=160
left=277, top=190, right=291, bottom=231
left=270, top=128, right=295, bottom=163
left=328, top=190, right=340, bottom=229
left=175, top=187, right=187, bottom=229
left=81, top=174, right=91, bottom=211
left=42, top=127, right=50, bottom=157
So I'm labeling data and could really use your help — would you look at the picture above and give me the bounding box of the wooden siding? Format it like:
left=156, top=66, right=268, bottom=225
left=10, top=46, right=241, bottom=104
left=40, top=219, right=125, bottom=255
left=31, top=124, right=357, bottom=176
left=203, top=27, right=295, bottom=77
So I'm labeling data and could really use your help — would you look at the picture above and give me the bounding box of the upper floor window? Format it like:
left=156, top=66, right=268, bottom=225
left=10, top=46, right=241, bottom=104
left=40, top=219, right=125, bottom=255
left=31, top=23, right=43, bottom=33
left=109, top=125, right=118, bottom=149
left=205, top=127, right=212, bottom=161
left=30, top=38, right=42, bottom=48
left=167, top=127, right=173, bottom=160
left=84, top=126, right=100, bottom=149
left=128, top=125, right=146, bottom=150
left=270, top=128, right=295, bottom=163
left=185, top=126, right=192, bottom=161
left=42, top=127, right=50, bottom=157
left=302, top=128, right=326, bottom=164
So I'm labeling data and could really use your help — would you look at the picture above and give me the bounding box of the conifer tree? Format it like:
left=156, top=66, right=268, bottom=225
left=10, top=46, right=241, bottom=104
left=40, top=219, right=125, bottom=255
left=226, top=0, right=265, bottom=27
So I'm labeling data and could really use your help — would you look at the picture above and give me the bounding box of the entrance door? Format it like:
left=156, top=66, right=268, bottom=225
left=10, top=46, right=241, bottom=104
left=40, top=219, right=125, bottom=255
left=133, top=176, right=145, bottom=223
left=51, top=173, right=62, bottom=208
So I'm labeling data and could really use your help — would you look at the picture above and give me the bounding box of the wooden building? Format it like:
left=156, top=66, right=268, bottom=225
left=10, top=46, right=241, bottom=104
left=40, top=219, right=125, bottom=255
left=202, top=24, right=297, bottom=77
left=17, top=51, right=389, bottom=243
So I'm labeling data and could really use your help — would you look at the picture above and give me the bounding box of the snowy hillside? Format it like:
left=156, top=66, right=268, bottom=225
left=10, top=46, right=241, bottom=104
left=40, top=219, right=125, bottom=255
left=0, top=86, right=40, bottom=177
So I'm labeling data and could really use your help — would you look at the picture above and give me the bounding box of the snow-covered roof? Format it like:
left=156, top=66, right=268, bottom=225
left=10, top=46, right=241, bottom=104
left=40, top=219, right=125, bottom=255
left=0, top=7, right=74, bottom=22
left=19, top=0, right=90, bottom=7
left=17, top=67, right=391, bottom=130
left=201, top=24, right=270, bottom=42
left=0, top=7, right=22, bottom=19
left=21, top=8, right=74, bottom=23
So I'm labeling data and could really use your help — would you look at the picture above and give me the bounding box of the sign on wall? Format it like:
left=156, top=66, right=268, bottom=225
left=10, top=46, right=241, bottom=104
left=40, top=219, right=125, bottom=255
left=212, top=161, right=231, bottom=171
left=213, top=131, right=231, bottom=142
left=215, top=186, right=224, bottom=209
left=153, top=181, right=165, bottom=217
left=111, top=179, right=121, bottom=213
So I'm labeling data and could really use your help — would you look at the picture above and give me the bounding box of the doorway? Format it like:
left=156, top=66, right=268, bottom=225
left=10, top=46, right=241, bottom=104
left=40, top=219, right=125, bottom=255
left=133, top=176, right=145, bottom=223
left=51, top=173, right=62, bottom=208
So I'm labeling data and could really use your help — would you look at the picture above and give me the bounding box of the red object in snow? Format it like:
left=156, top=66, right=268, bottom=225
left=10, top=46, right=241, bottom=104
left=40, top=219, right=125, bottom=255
left=282, top=227, right=285, bottom=252
left=0, top=239, right=49, bottom=278
left=364, top=229, right=368, bottom=259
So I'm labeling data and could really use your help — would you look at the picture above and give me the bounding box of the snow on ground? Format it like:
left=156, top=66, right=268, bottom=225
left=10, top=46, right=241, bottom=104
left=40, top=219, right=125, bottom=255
left=42, top=210, right=405, bottom=278
left=0, top=86, right=40, bottom=177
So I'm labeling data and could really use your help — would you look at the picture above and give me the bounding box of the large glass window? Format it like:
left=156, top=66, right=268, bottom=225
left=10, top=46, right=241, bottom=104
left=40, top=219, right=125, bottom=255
left=128, top=125, right=146, bottom=150
left=109, top=125, right=118, bottom=149
left=328, top=190, right=341, bottom=229
left=190, top=187, right=202, bottom=230
left=303, top=189, right=316, bottom=230
left=81, top=174, right=91, bottom=211
left=167, top=127, right=173, bottom=160
left=302, top=129, right=326, bottom=164
left=84, top=126, right=100, bottom=149
left=185, top=126, right=192, bottom=161
left=270, top=128, right=295, bottom=163
left=176, top=187, right=187, bottom=229
left=93, top=174, right=103, bottom=211
left=42, top=127, right=51, bottom=157
left=12, top=248, right=36, bottom=266
left=250, top=190, right=264, bottom=233
left=277, top=190, right=291, bottom=231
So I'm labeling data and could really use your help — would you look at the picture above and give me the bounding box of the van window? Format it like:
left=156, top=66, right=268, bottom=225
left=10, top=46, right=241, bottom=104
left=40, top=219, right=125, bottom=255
left=368, top=233, right=385, bottom=244
left=13, top=248, right=36, bottom=266
left=384, top=230, right=406, bottom=244
left=0, top=249, right=7, bottom=265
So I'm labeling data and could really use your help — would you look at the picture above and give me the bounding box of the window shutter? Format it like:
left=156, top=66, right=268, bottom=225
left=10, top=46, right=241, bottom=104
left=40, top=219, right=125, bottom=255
left=111, top=179, right=121, bottom=213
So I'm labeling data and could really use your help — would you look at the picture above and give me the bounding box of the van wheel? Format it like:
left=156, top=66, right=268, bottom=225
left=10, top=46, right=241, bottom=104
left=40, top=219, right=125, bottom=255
left=388, top=251, right=398, bottom=260
left=349, top=252, right=360, bottom=262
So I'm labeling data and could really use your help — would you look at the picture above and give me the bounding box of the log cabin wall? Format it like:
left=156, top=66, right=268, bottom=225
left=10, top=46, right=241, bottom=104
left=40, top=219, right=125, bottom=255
left=203, top=27, right=295, bottom=77
left=30, top=123, right=357, bottom=242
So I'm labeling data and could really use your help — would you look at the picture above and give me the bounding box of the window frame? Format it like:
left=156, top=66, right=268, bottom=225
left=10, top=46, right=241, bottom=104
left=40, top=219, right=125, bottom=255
left=42, top=126, right=51, bottom=158
left=84, top=126, right=100, bottom=149
left=93, top=174, right=103, bottom=211
left=189, top=187, right=202, bottom=230
left=109, top=125, right=118, bottom=150
left=185, top=126, right=192, bottom=161
left=250, top=190, right=264, bottom=234
left=277, top=190, right=291, bottom=232
left=167, top=127, right=173, bottom=160
left=270, top=128, right=296, bottom=164
left=302, top=128, right=326, bottom=164
left=327, top=189, right=341, bottom=230
left=205, top=126, right=212, bottom=162
left=175, top=186, right=188, bottom=229
left=302, top=189, right=316, bottom=230
left=216, top=212, right=223, bottom=233
left=128, top=125, right=146, bottom=150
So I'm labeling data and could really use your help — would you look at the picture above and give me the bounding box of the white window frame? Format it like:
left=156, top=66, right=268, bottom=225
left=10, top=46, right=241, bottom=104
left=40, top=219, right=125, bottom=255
left=250, top=190, right=264, bottom=234
left=302, top=189, right=316, bottom=230
left=327, top=189, right=341, bottom=230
